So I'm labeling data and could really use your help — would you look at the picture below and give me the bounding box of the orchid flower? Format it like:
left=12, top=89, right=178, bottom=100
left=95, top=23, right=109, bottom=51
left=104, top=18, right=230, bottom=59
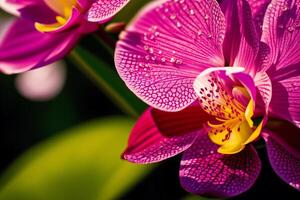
left=0, top=0, right=130, bottom=74
left=115, top=0, right=300, bottom=197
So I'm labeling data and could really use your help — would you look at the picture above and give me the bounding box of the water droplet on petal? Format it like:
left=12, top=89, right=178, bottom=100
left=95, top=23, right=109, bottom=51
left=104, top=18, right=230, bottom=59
left=288, top=26, right=295, bottom=32
left=170, top=14, right=176, bottom=20
left=176, top=59, right=182, bottom=64
left=149, top=47, right=154, bottom=54
left=282, top=5, right=288, bottom=11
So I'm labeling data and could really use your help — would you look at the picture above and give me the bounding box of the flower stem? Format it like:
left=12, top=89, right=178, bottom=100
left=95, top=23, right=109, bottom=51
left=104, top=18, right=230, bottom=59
left=68, top=47, right=146, bottom=118
left=93, top=28, right=116, bottom=57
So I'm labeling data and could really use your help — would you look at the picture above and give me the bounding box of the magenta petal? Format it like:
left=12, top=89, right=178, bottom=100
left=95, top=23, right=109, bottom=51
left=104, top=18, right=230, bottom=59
left=180, top=135, right=261, bottom=197
left=261, top=0, right=300, bottom=72
left=122, top=106, right=210, bottom=164
left=263, top=130, right=300, bottom=191
left=115, top=0, right=226, bottom=111
left=248, top=0, right=271, bottom=37
left=0, top=0, right=37, bottom=16
left=151, top=103, right=212, bottom=137
left=254, top=71, right=272, bottom=114
left=268, top=68, right=300, bottom=127
left=221, top=0, right=259, bottom=75
left=259, top=0, right=300, bottom=127
left=0, top=0, right=21, bottom=16
left=265, top=121, right=300, bottom=159
left=18, top=2, right=58, bottom=24
left=220, top=0, right=240, bottom=65
left=0, top=19, right=79, bottom=74
left=232, top=0, right=259, bottom=76
left=86, top=0, right=130, bottom=23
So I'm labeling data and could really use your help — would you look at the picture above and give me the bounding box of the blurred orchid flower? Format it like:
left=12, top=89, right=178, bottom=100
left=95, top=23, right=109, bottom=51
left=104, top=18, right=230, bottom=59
left=115, top=0, right=300, bottom=197
left=0, top=0, right=130, bottom=74
left=15, top=61, right=66, bottom=101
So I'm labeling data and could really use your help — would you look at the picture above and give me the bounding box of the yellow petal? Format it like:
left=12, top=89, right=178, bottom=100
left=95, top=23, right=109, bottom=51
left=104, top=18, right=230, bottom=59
left=217, top=143, right=245, bottom=154
left=216, top=120, right=252, bottom=154
left=245, top=99, right=254, bottom=128
left=208, top=119, right=238, bottom=145
left=244, top=120, right=263, bottom=145
left=56, top=16, right=67, bottom=24
left=209, top=129, right=230, bottom=145
left=35, top=21, right=62, bottom=33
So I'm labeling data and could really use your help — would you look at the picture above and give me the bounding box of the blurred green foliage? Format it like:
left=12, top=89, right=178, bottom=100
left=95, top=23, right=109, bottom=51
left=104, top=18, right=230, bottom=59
left=113, top=0, right=151, bottom=23
left=69, top=46, right=146, bottom=118
left=0, top=117, right=153, bottom=200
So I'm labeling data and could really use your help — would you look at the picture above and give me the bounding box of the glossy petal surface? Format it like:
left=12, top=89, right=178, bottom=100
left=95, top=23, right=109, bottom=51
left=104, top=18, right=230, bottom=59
left=115, top=0, right=226, bottom=111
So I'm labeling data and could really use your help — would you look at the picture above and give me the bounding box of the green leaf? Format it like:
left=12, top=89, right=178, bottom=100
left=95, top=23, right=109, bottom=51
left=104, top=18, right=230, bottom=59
left=0, top=117, right=153, bottom=200
left=113, top=0, right=151, bottom=23
left=69, top=46, right=146, bottom=118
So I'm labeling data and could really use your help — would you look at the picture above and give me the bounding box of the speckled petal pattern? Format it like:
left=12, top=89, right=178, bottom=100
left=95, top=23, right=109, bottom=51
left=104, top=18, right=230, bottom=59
left=264, top=130, right=300, bottom=191
left=115, top=0, right=226, bottom=112
left=180, top=134, right=261, bottom=197
left=87, top=0, right=130, bottom=22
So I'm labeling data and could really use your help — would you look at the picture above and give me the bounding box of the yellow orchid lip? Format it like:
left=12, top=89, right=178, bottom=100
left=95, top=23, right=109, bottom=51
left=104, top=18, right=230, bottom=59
left=34, top=0, right=78, bottom=33
left=205, top=86, right=262, bottom=155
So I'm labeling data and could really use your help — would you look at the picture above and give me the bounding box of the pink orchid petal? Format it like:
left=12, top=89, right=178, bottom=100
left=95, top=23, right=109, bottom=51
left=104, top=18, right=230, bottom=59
left=220, top=0, right=240, bottom=66
left=221, top=0, right=259, bottom=75
left=259, top=1, right=300, bottom=127
left=263, top=130, right=300, bottom=191
left=0, top=0, right=35, bottom=16
left=265, top=121, right=300, bottom=159
left=233, top=71, right=257, bottom=101
left=0, top=0, right=20, bottom=16
left=261, top=0, right=300, bottom=72
left=0, top=18, right=80, bottom=74
left=254, top=71, right=272, bottom=114
left=86, top=0, right=130, bottom=23
left=122, top=106, right=210, bottom=164
left=268, top=69, right=300, bottom=127
left=151, top=102, right=212, bottom=137
left=248, top=0, right=271, bottom=37
left=76, top=0, right=90, bottom=10
left=233, top=0, right=259, bottom=76
left=180, top=134, right=261, bottom=197
left=115, top=0, right=226, bottom=112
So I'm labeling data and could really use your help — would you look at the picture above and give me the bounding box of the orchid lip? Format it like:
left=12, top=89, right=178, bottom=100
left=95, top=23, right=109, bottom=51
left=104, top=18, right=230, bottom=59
left=34, top=0, right=81, bottom=33
left=193, top=67, right=264, bottom=154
